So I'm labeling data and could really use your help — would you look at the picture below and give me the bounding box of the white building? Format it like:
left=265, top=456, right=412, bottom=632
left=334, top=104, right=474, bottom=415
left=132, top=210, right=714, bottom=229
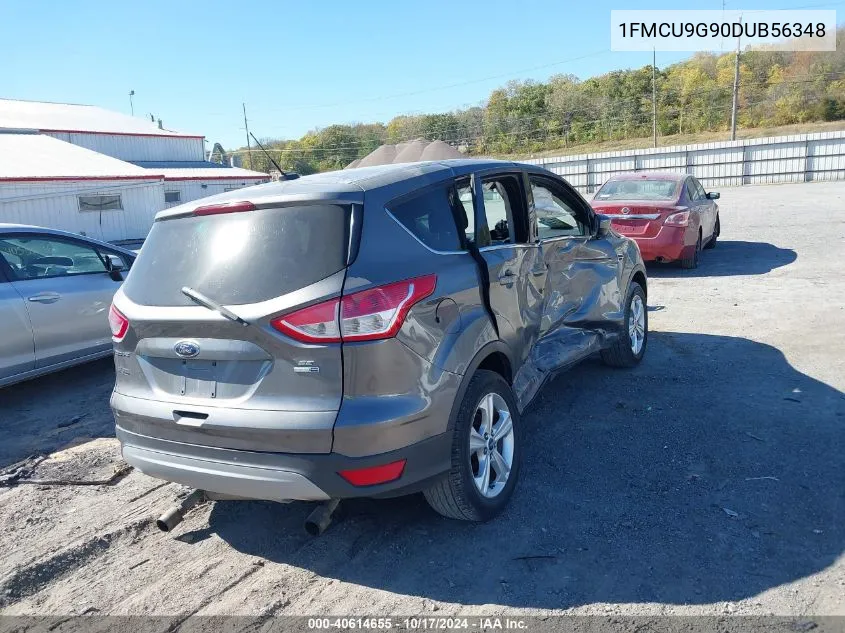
left=0, top=98, right=268, bottom=242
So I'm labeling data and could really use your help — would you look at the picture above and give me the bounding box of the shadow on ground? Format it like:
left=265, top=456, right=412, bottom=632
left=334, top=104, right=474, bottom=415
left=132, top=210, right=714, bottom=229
left=0, top=357, right=115, bottom=468
left=200, top=332, right=844, bottom=608
left=646, top=241, right=797, bottom=277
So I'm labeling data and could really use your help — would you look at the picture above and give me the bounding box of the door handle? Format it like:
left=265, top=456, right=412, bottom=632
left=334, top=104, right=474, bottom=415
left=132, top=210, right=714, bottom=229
left=28, top=292, right=61, bottom=304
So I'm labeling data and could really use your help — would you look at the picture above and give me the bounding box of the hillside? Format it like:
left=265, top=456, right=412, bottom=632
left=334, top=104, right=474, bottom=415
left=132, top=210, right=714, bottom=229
left=230, top=29, right=845, bottom=174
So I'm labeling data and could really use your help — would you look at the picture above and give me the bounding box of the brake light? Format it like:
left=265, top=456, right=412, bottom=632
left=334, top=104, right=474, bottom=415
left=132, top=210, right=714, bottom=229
left=270, top=274, right=436, bottom=344
left=664, top=210, right=690, bottom=226
left=271, top=298, right=341, bottom=343
left=340, top=274, right=437, bottom=341
left=338, top=459, right=406, bottom=486
left=193, top=201, right=256, bottom=216
left=108, top=305, right=129, bottom=341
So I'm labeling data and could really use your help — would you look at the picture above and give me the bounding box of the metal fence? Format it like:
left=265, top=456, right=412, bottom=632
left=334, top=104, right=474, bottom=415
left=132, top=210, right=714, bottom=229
left=521, top=130, right=845, bottom=194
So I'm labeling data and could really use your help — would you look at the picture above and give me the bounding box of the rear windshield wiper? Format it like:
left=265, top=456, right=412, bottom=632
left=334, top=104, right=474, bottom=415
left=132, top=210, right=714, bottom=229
left=181, top=286, right=249, bottom=326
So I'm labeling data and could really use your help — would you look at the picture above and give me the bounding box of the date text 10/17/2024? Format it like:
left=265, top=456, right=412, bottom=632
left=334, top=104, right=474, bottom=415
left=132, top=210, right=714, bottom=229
left=307, top=617, right=528, bottom=630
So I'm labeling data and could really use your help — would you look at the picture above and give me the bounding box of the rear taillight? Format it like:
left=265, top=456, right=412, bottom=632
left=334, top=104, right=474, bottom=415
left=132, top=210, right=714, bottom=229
left=193, top=201, right=256, bottom=216
left=664, top=210, right=690, bottom=227
left=340, top=275, right=437, bottom=341
left=108, top=305, right=129, bottom=341
left=271, top=298, right=341, bottom=344
left=270, top=274, right=436, bottom=344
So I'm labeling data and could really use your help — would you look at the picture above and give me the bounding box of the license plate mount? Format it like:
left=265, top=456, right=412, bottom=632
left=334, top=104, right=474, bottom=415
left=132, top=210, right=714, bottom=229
left=180, top=360, right=218, bottom=398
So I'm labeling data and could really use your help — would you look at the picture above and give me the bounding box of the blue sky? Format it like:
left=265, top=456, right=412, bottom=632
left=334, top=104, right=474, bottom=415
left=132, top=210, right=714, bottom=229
left=1, top=0, right=841, bottom=149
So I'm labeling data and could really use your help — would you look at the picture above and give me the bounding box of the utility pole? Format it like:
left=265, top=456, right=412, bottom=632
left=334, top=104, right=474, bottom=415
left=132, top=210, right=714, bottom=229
left=242, top=103, right=252, bottom=169
left=129, top=90, right=135, bottom=116
left=730, top=22, right=742, bottom=141
left=652, top=49, right=657, bottom=148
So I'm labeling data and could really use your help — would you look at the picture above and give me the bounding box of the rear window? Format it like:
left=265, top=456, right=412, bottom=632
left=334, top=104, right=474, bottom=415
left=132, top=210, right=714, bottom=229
left=122, top=204, right=350, bottom=306
left=388, top=185, right=462, bottom=252
left=594, top=179, right=679, bottom=201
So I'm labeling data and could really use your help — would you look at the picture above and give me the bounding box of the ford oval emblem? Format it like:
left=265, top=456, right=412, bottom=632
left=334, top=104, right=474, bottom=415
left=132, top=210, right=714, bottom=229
left=174, top=340, right=200, bottom=358
left=621, top=207, right=631, bottom=215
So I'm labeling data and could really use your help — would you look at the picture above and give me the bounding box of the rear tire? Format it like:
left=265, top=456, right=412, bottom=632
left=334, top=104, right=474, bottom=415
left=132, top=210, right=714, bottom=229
left=424, top=370, right=521, bottom=521
left=601, top=281, right=647, bottom=368
left=704, top=216, right=719, bottom=249
left=680, top=232, right=702, bottom=269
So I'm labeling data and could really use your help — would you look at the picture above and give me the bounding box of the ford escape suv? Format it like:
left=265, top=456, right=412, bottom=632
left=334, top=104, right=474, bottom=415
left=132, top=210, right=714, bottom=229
left=110, top=159, right=647, bottom=521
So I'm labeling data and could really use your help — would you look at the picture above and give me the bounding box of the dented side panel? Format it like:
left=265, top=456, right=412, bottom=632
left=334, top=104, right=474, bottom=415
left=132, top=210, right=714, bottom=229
left=511, top=231, right=633, bottom=410
left=352, top=163, right=645, bottom=418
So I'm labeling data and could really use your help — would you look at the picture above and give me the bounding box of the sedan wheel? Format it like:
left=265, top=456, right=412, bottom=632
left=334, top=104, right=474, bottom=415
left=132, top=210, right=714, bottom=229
left=680, top=233, right=702, bottom=269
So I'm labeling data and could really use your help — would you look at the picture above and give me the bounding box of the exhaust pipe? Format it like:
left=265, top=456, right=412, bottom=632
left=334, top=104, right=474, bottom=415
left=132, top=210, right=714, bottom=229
left=156, top=489, right=205, bottom=532
left=304, top=498, right=340, bottom=536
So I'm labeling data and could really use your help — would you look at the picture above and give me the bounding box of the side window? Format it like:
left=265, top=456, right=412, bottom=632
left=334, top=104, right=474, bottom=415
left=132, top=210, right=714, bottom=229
left=691, top=179, right=706, bottom=201
left=450, top=175, right=527, bottom=248
left=530, top=177, right=590, bottom=240
left=0, top=237, right=109, bottom=281
left=453, top=181, right=475, bottom=245
left=388, top=184, right=462, bottom=252
left=478, top=177, right=514, bottom=247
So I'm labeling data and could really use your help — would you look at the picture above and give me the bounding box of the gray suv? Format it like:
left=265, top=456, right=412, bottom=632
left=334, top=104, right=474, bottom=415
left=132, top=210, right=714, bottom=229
left=110, top=159, right=647, bottom=521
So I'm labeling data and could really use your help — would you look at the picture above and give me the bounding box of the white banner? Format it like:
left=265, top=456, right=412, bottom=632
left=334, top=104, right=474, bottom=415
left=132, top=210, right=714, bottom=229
left=611, top=10, right=836, bottom=52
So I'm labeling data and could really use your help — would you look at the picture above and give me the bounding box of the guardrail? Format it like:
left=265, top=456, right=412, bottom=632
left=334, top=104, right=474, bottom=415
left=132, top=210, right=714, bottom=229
left=520, top=130, right=845, bottom=194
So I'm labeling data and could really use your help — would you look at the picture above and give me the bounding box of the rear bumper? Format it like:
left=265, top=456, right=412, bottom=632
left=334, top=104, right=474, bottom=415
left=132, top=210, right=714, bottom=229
left=116, top=424, right=451, bottom=501
left=111, top=337, right=462, bottom=502
left=631, top=225, right=694, bottom=262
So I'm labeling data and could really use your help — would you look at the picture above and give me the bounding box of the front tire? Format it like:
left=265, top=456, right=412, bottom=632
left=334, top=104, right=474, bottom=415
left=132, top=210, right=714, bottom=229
left=601, top=281, right=647, bottom=368
left=424, top=370, right=521, bottom=521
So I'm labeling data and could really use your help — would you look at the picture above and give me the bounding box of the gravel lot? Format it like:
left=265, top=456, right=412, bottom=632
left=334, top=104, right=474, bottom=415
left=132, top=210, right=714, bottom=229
left=0, top=181, right=843, bottom=618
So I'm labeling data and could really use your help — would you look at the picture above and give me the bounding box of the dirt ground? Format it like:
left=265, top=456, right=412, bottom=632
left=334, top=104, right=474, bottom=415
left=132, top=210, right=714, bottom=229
left=0, top=181, right=843, bottom=618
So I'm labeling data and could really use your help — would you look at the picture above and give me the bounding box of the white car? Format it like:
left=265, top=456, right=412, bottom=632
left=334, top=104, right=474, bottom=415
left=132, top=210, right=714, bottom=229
left=0, top=223, right=136, bottom=387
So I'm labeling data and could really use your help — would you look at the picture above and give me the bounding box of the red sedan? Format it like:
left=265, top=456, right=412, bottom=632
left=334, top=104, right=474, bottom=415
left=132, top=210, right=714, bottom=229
left=591, top=172, right=720, bottom=269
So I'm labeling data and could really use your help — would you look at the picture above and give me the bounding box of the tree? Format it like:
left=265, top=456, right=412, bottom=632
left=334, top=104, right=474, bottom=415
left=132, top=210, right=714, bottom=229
left=227, top=28, right=845, bottom=169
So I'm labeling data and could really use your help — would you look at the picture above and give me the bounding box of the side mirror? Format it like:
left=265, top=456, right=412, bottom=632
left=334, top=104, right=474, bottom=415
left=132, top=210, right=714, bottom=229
left=595, top=214, right=612, bottom=239
left=106, top=255, right=125, bottom=281
left=706, top=192, right=720, bottom=200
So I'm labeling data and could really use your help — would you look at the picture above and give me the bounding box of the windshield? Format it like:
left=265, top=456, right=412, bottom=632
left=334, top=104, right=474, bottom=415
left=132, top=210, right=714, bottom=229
left=122, top=204, right=351, bottom=306
left=594, top=179, right=679, bottom=201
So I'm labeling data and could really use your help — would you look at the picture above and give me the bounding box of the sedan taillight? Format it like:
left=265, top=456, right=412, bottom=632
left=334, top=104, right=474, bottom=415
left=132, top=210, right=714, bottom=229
left=108, top=304, right=129, bottom=341
left=664, top=210, right=690, bottom=227
left=271, top=275, right=437, bottom=344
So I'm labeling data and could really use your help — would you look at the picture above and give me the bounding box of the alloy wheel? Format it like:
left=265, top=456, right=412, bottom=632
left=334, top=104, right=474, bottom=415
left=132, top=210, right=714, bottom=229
left=468, top=393, right=514, bottom=498
left=629, top=293, right=645, bottom=355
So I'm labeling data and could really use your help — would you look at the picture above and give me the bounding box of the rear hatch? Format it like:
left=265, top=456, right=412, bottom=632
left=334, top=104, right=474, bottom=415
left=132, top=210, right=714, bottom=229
left=591, top=201, right=679, bottom=238
left=112, top=200, right=355, bottom=454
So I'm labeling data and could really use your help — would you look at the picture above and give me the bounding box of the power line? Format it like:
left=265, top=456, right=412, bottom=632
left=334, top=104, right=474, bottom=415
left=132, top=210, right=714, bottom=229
left=233, top=68, right=845, bottom=149
left=242, top=50, right=612, bottom=114
left=223, top=69, right=845, bottom=161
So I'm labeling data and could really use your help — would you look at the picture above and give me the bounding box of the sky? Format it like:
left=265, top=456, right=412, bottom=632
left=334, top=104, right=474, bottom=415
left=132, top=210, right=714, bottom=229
left=1, top=0, right=841, bottom=150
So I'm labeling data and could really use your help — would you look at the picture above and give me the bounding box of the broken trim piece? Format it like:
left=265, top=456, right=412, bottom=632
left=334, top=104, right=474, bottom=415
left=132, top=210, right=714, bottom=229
left=466, top=173, right=498, bottom=338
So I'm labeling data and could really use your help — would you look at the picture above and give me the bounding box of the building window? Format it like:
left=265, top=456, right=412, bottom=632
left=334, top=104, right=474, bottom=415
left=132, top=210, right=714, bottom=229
left=224, top=186, right=242, bottom=192
left=164, top=191, right=181, bottom=203
left=78, top=194, right=123, bottom=212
